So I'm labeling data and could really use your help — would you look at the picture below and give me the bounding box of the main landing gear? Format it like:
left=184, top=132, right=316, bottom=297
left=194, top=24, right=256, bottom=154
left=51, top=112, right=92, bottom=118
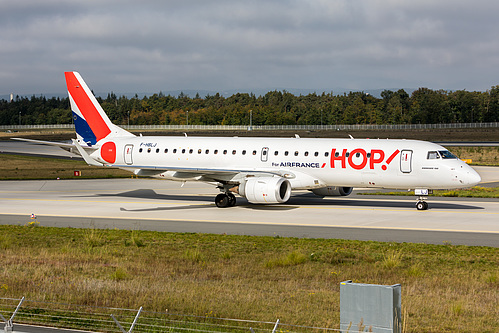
left=215, top=193, right=236, bottom=208
left=415, top=189, right=432, bottom=211
left=215, top=184, right=238, bottom=208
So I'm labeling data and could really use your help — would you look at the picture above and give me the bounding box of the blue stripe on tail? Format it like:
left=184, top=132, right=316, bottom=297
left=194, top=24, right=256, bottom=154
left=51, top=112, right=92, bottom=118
left=73, top=112, right=97, bottom=146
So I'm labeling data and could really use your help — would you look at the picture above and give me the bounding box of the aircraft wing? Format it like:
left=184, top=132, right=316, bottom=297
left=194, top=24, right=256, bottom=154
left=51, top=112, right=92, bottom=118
left=118, top=164, right=290, bottom=183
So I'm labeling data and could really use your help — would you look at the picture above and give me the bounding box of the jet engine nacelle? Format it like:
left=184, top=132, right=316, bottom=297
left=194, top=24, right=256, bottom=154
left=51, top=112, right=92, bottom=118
left=311, top=186, right=353, bottom=197
left=239, top=177, right=292, bottom=204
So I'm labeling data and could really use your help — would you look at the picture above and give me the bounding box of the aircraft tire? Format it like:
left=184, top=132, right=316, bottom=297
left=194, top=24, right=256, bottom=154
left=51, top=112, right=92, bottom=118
left=227, top=193, right=236, bottom=207
left=215, top=193, right=230, bottom=208
left=416, top=201, right=428, bottom=211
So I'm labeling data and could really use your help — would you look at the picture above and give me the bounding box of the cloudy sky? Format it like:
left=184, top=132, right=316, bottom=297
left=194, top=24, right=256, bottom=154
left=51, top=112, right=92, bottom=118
left=1, top=0, right=499, bottom=96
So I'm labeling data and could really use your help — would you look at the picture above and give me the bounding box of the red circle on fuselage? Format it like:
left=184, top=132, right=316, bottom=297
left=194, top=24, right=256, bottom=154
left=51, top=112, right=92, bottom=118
left=101, top=141, right=116, bottom=164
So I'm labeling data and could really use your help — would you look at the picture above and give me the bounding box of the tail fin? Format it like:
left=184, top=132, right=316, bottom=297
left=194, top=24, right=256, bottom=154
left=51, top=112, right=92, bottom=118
left=65, top=72, right=134, bottom=146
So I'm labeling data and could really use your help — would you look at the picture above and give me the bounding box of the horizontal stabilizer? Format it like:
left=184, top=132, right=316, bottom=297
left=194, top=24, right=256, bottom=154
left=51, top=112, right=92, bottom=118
left=72, top=139, right=103, bottom=166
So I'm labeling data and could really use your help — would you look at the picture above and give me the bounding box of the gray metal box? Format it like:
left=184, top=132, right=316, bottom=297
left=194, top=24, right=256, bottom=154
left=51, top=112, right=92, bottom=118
left=340, top=281, right=401, bottom=333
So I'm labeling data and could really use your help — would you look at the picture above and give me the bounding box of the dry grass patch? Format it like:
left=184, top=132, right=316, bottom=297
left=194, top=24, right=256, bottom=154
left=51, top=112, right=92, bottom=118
left=450, top=146, right=499, bottom=166
left=0, top=226, right=497, bottom=332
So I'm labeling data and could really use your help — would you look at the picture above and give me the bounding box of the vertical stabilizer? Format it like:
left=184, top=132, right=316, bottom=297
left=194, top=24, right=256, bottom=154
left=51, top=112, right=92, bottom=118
left=65, top=72, right=134, bottom=146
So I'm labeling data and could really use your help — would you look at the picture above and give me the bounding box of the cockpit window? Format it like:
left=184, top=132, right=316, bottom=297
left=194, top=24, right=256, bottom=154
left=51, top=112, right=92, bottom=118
left=427, top=151, right=440, bottom=159
left=439, top=150, right=457, bottom=159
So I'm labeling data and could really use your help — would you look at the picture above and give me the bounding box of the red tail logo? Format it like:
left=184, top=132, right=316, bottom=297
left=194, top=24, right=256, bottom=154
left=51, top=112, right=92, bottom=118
left=65, top=72, right=111, bottom=142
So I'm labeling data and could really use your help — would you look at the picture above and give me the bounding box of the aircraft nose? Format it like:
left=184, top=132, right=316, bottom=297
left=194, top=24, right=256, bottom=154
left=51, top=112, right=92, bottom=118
left=466, top=166, right=481, bottom=186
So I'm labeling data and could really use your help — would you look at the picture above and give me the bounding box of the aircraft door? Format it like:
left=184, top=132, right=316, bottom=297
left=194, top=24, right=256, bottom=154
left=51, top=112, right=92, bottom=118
left=400, top=150, right=412, bottom=173
left=261, top=147, right=269, bottom=162
left=124, top=144, right=133, bottom=165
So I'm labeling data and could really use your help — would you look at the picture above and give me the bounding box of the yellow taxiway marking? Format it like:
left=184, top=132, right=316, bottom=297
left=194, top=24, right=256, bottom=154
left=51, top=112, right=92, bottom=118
left=300, top=205, right=499, bottom=215
left=0, top=189, right=215, bottom=194
left=2, top=196, right=499, bottom=214
left=0, top=197, right=194, bottom=206
left=1, top=198, right=499, bottom=234
left=1, top=212, right=497, bottom=234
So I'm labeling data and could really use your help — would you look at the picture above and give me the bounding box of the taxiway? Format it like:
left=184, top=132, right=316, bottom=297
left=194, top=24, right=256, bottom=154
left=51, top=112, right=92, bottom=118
left=1, top=178, right=498, bottom=247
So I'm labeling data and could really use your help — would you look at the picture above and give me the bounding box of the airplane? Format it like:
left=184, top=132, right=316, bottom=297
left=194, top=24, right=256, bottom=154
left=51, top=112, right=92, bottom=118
left=14, top=72, right=481, bottom=210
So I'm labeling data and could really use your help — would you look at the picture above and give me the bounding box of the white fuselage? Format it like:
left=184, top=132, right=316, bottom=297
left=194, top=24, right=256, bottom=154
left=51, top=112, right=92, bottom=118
left=90, top=136, right=481, bottom=191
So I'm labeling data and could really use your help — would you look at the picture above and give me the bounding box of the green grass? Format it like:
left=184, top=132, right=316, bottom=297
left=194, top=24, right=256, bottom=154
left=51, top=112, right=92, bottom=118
left=0, top=154, right=131, bottom=180
left=0, top=225, right=497, bottom=332
left=359, top=186, right=499, bottom=198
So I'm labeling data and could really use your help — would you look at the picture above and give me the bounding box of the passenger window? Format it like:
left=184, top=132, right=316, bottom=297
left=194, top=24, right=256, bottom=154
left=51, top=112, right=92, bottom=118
left=304, top=151, right=309, bottom=156
left=324, top=152, right=329, bottom=157
left=173, top=149, right=177, bottom=154
left=182, top=149, right=186, bottom=154
left=294, top=151, right=299, bottom=156
left=164, top=148, right=168, bottom=153
left=205, top=149, right=209, bottom=154
left=156, top=148, right=160, bottom=153
left=345, top=152, right=350, bottom=157
left=189, top=149, right=193, bottom=154
left=252, top=150, right=257, bottom=155
left=223, top=150, right=227, bottom=155
left=147, top=148, right=151, bottom=153
left=335, top=152, right=339, bottom=157
left=139, top=148, right=143, bottom=153
left=314, top=152, right=319, bottom=157
left=284, top=151, right=289, bottom=156
left=274, top=151, right=279, bottom=156
left=427, top=151, right=439, bottom=159
left=242, top=150, right=246, bottom=155
left=198, top=149, right=202, bottom=154
left=232, top=150, right=236, bottom=155
left=214, top=150, right=218, bottom=154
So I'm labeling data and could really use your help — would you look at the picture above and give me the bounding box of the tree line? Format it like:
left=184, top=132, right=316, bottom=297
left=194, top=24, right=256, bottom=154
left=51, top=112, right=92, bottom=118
left=1, top=86, right=499, bottom=126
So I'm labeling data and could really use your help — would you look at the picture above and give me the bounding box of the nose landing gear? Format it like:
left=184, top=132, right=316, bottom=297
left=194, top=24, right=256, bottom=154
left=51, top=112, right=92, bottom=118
left=415, top=189, right=432, bottom=210
left=416, top=200, right=428, bottom=210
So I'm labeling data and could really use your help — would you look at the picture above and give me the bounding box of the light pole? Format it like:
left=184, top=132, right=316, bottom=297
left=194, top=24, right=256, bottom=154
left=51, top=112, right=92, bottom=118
left=186, top=110, right=189, bottom=126
left=248, top=109, right=252, bottom=131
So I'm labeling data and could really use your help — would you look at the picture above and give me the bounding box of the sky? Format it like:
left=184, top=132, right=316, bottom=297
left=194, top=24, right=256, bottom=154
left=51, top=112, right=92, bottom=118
left=1, top=0, right=499, bottom=96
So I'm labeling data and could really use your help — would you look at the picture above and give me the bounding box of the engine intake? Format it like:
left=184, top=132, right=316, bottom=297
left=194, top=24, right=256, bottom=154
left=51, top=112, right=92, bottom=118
left=311, top=186, right=353, bottom=197
left=239, top=177, right=291, bottom=204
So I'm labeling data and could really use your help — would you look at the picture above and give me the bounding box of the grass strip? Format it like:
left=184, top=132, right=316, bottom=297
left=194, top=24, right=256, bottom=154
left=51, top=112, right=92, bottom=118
left=358, top=186, right=499, bottom=198
left=0, top=154, right=130, bottom=180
